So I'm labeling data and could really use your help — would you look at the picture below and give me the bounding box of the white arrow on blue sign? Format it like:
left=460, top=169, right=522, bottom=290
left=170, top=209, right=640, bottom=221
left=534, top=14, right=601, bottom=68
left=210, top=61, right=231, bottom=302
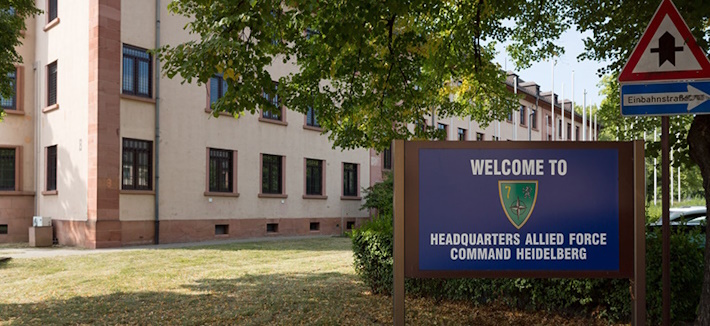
left=621, top=81, right=710, bottom=116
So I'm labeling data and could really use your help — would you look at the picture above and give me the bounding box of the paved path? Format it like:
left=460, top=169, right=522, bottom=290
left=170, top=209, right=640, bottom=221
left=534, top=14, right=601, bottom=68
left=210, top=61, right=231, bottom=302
left=0, top=235, right=334, bottom=259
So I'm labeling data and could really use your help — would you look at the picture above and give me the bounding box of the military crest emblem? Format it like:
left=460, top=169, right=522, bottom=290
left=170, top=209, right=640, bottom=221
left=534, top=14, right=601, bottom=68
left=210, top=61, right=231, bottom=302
left=498, top=181, right=538, bottom=229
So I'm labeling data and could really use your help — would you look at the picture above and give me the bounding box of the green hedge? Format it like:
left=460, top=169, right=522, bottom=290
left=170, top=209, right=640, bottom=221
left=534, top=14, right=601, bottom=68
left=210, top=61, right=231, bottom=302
left=351, top=215, right=705, bottom=323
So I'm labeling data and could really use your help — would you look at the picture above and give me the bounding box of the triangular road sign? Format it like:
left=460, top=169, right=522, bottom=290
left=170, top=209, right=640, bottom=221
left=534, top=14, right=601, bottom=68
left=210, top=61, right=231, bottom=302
left=618, top=0, right=710, bottom=83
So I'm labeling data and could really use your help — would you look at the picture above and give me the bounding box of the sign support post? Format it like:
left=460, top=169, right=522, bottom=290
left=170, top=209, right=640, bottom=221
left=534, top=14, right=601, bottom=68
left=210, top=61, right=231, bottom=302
left=661, top=117, right=671, bottom=325
left=633, top=140, right=647, bottom=326
left=393, top=139, right=406, bottom=326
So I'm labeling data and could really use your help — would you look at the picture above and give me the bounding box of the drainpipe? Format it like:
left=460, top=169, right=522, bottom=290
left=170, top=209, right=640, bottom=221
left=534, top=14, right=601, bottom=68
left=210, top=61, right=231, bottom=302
left=33, top=61, right=41, bottom=215
left=154, top=0, right=161, bottom=244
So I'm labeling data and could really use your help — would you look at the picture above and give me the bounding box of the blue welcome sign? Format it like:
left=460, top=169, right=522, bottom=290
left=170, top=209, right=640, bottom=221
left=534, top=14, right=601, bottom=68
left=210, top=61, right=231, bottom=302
left=402, top=141, right=638, bottom=278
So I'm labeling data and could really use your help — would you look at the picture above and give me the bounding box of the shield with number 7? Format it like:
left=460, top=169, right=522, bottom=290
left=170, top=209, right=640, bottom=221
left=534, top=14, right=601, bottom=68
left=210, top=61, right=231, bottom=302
left=498, top=181, right=538, bottom=229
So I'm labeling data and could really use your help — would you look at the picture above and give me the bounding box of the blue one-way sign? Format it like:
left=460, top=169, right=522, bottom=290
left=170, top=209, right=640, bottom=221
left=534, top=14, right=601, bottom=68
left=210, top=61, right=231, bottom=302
left=620, top=81, right=710, bottom=116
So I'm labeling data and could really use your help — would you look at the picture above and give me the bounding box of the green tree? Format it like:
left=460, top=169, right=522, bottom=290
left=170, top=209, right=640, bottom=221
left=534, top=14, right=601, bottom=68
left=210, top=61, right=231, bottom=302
left=158, top=0, right=567, bottom=151
left=567, top=0, right=710, bottom=323
left=0, top=1, right=39, bottom=119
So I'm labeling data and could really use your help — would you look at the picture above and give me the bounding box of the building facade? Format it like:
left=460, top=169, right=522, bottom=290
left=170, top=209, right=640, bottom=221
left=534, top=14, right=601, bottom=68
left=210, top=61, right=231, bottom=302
left=0, top=0, right=599, bottom=248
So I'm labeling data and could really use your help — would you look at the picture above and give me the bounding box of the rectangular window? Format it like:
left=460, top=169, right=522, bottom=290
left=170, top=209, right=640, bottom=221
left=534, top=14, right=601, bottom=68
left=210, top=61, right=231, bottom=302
left=437, top=123, right=447, bottom=140
left=346, top=221, right=355, bottom=230
left=266, top=223, right=278, bottom=233
left=122, top=138, right=152, bottom=190
left=306, top=107, right=320, bottom=127
left=567, top=123, right=572, bottom=140
left=46, top=145, right=57, bottom=191
left=47, top=61, right=57, bottom=106
left=122, top=45, right=152, bottom=98
left=0, top=148, right=16, bottom=191
left=48, top=0, right=57, bottom=22
left=492, top=135, right=499, bottom=141
left=305, top=159, right=323, bottom=196
left=576, top=126, right=580, bottom=140
left=382, top=145, right=392, bottom=170
left=531, top=109, right=538, bottom=129
left=458, top=128, right=466, bottom=141
left=262, top=82, right=282, bottom=121
left=476, top=132, right=484, bottom=141
left=343, top=163, right=358, bottom=197
left=519, top=106, right=526, bottom=126
left=262, top=154, right=283, bottom=194
left=506, top=109, right=513, bottom=122
left=215, top=224, right=229, bottom=235
left=209, top=74, right=227, bottom=106
left=209, top=148, right=233, bottom=193
left=558, top=119, right=562, bottom=138
left=0, top=69, right=16, bottom=110
left=310, top=222, right=320, bottom=231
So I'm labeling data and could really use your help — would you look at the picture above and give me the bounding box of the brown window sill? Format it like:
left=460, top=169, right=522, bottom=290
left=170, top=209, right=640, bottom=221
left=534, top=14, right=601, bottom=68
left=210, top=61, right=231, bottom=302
left=42, top=190, right=58, bottom=196
left=204, top=108, right=235, bottom=117
left=3, top=109, right=24, bottom=115
left=204, top=191, right=240, bottom=197
left=258, top=117, right=288, bottom=126
left=43, top=18, right=60, bottom=32
left=0, top=191, right=34, bottom=196
left=42, top=104, right=59, bottom=113
left=340, top=196, right=362, bottom=201
left=120, top=93, right=156, bottom=104
left=302, top=195, right=327, bottom=200
left=258, top=193, right=288, bottom=199
left=120, top=189, right=156, bottom=195
left=303, top=125, right=323, bottom=132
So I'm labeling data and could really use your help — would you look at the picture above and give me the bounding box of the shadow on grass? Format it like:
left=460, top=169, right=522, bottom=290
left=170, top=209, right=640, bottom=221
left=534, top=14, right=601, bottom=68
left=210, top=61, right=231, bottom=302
left=0, top=272, right=386, bottom=325
left=172, top=236, right=354, bottom=253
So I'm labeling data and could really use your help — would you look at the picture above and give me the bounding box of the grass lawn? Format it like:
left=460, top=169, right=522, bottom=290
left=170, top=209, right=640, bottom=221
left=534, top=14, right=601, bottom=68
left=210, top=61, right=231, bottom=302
left=0, top=237, right=608, bottom=325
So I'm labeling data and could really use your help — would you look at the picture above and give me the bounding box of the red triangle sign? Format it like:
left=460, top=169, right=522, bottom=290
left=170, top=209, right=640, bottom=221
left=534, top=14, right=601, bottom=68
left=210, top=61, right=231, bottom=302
left=618, top=0, right=710, bottom=82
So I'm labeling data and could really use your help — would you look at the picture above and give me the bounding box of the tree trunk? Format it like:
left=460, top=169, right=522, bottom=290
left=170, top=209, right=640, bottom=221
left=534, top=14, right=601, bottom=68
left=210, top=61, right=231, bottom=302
left=688, top=115, right=710, bottom=326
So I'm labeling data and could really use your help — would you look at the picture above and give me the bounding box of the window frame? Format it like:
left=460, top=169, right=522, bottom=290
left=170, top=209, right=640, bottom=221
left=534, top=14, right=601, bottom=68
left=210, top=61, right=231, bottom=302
left=259, top=81, right=287, bottom=125
left=341, top=162, right=360, bottom=199
left=45, top=145, right=57, bottom=193
left=304, top=158, right=326, bottom=199
left=476, top=132, right=484, bottom=141
left=0, top=146, right=20, bottom=192
left=121, top=138, right=153, bottom=191
left=304, top=106, right=321, bottom=129
left=46, top=61, right=57, bottom=108
left=205, top=148, right=239, bottom=196
left=531, top=109, right=538, bottom=129
left=122, top=44, right=153, bottom=98
left=519, top=106, right=526, bottom=126
left=208, top=74, right=228, bottom=107
left=260, top=154, right=286, bottom=197
left=382, top=145, right=392, bottom=170
left=437, top=123, right=448, bottom=140
left=47, top=0, right=57, bottom=22
left=0, top=69, right=17, bottom=111
left=457, top=128, right=467, bottom=141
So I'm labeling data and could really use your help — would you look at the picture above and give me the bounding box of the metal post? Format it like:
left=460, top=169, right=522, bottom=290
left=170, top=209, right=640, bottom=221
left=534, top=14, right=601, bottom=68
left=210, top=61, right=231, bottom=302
left=661, top=116, right=670, bottom=326
left=393, top=140, right=406, bottom=325
left=633, top=140, right=647, bottom=326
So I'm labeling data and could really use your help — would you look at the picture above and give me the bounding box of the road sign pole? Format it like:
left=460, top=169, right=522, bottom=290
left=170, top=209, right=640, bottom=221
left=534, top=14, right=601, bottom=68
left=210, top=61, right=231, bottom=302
left=661, top=116, right=671, bottom=326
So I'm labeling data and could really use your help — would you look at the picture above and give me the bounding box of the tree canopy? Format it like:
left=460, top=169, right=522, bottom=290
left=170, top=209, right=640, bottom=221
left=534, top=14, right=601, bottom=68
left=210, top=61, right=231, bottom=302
left=0, top=0, right=39, bottom=118
left=159, top=0, right=567, bottom=151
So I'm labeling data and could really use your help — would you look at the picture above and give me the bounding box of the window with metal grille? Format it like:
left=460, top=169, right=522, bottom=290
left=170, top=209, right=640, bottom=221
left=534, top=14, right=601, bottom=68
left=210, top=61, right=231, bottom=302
left=48, top=0, right=57, bottom=21
left=0, top=70, right=16, bottom=110
left=519, top=106, right=526, bottom=126
left=306, top=107, right=319, bottom=127
left=305, top=159, right=323, bottom=195
left=122, top=138, right=152, bottom=190
left=122, top=45, right=152, bottom=98
left=47, top=62, right=57, bottom=106
left=261, top=82, right=282, bottom=121
left=458, top=128, right=466, bottom=141
left=262, top=154, right=282, bottom=194
left=382, top=145, right=392, bottom=170
left=209, top=74, right=227, bottom=106
left=343, top=163, right=358, bottom=197
left=0, top=148, right=16, bottom=191
left=46, top=145, right=57, bottom=191
left=209, top=148, right=232, bottom=193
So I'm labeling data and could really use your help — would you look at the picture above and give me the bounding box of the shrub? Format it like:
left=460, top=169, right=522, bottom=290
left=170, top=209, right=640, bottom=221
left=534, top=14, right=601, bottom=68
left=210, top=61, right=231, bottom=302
left=351, top=212, right=705, bottom=323
left=361, top=171, right=393, bottom=217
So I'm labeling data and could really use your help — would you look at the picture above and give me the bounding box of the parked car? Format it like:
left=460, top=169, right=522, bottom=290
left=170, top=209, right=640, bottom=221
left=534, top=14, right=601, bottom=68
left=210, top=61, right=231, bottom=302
left=649, top=206, right=706, bottom=226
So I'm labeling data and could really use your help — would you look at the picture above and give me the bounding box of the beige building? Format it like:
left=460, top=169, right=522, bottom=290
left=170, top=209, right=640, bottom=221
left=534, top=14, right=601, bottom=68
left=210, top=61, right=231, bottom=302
left=0, top=1, right=598, bottom=248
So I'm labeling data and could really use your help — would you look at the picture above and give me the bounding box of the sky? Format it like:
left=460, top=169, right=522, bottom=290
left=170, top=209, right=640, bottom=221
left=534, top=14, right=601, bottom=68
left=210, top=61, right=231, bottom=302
left=493, top=28, right=610, bottom=108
